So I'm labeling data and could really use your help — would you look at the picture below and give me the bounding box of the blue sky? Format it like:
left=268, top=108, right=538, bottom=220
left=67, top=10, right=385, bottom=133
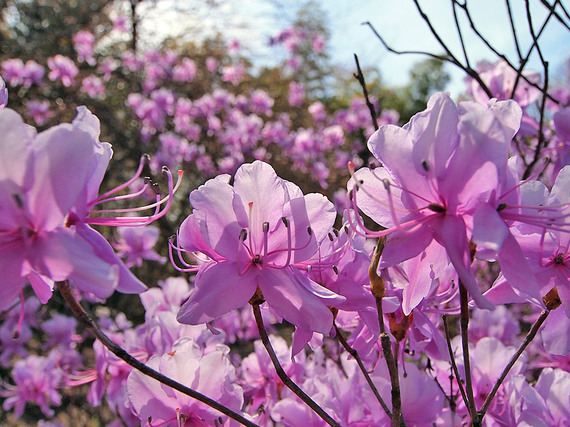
left=326, top=0, right=570, bottom=95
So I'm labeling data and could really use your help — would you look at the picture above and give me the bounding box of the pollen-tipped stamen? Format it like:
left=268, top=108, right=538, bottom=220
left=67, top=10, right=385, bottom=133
left=87, top=168, right=183, bottom=227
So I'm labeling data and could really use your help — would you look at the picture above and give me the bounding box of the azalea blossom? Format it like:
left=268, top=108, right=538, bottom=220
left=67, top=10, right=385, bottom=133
left=172, top=161, right=345, bottom=334
left=127, top=338, right=244, bottom=426
left=0, top=108, right=119, bottom=308
left=348, top=92, right=522, bottom=309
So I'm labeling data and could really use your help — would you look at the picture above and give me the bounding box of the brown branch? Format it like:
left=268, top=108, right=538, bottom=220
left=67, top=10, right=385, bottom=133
left=458, top=282, right=480, bottom=426
left=353, top=54, right=379, bottom=131
left=334, top=323, right=391, bottom=417
left=478, top=309, right=550, bottom=420
left=250, top=302, right=341, bottom=427
left=442, top=314, right=469, bottom=411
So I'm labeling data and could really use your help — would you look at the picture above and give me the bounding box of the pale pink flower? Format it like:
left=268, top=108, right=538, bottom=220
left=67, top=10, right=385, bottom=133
left=127, top=338, right=244, bottom=426
left=172, top=161, right=345, bottom=334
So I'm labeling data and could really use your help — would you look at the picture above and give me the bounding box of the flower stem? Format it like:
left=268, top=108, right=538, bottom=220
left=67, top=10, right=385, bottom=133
left=478, top=308, right=550, bottom=421
left=57, top=281, right=258, bottom=427
left=369, top=239, right=406, bottom=427
left=333, top=323, right=392, bottom=418
left=442, top=314, right=469, bottom=410
left=250, top=302, right=341, bottom=427
left=458, top=281, right=480, bottom=427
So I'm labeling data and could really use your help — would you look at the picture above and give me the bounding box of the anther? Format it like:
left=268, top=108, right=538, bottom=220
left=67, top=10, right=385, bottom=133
left=307, top=226, right=313, bottom=236
left=12, top=193, right=23, bottom=209
left=332, top=265, right=339, bottom=275
left=239, top=229, right=247, bottom=241
left=333, top=228, right=339, bottom=237
left=428, top=203, right=446, bottom=213
left=281, top=217, right=289, bottom=227
left=554, top=253, right=564, bottom=265
left=263, top=222, right=270, bottom=233
left=382, top=178, right=390, bottom=190
left=151, top=182, right=160, bottom=195
left=497, top=203, right=507, bottom=212
left=421, top=160, right=429, bottom=172
left=328, top=232, right=334, bottom=242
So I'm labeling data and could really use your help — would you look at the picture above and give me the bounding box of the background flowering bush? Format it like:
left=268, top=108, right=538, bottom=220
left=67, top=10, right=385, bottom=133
left=0, top=0, right=569, bottom=426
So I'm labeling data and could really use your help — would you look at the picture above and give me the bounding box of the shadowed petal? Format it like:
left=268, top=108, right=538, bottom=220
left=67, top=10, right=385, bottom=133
left=434, top=215, right=494, bottom=309
left=260, top=268, right=343, bottom=334
left=177, top=262, right=257, bottom=325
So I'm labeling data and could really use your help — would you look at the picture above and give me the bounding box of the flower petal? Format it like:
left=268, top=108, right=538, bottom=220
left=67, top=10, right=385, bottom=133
left=177, top=262, right=257, bottom=325
left=260, top=268, right=342, bottom=334
left=434, top=215, right=494, bottom=309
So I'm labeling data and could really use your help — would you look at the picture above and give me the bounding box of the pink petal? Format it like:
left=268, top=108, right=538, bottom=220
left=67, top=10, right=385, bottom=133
left=379, top=223, right=434, bottom=268
left=190, top=174, right=242, bottom=259
left=127, top=355, right=179, bottom=423
left=74, top=223, right=146, bottom=294
left=410, top=92, right=459, bottom=180
left=498, top=233, right=542, bottom=307
left=28, top=271, right=54, bottom=304
left=259, top=268, right=341, bottom=334
left=348, top=167, right=405, bottom=228
left=0, top=243, right=26, bottom=310
left=177, top=262, right=257, bottom=324
left=368, top=125, right=436, bottom=208
left=233, top=161, right=286, bottom=250
left=434, top=215, right=494, bottom=309
left=38, top=229, right=119, bottom=299
left=473, top=203, right=510, bottom=252
left=27, top=124, right=95, bottom=231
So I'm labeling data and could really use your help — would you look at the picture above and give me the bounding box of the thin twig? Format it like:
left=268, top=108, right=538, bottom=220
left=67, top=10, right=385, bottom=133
left=380, top=333, right=405, bottom=427
left=505, top=0, right=523, bottom=61
left=457, top=0, right=561, bottom=105
left=333, top=323, right=392, bottom=417
left=56, top=281, right=258, bottom=427
left=523, top=0, right=551, bottom=179
left=458, top=282, right=480, bottom=426
left=478, top=309, right=550, bottom=420
left=368, top=239, right=405, bottom=426
left=353, top=54, right=379, bottom=131
left=539, top=0, right=570, bottom=31
left=442, top=314, right=469, bottom=411
left=451, top=0, right=471, bottom=67
left=250, top=302, right=341, bottom=427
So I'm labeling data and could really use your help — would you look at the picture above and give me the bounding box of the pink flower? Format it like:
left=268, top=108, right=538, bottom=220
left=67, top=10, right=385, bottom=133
left=80, top=75, right=105, bottom=99
left=173, top=161, right=345, bottom=334
left=221, top=63, right=245, bottom=86
left=311, top=35, right=325, bottom=54
left=1, top=58, right=25, bottom=86
left=73, top=30, right=96, bottom=65
left=47, top=55, right=79, bottom=87
left=0, top=108, right=119, bottom=308
left=467, top=60, right=541, bottom=107
left=112, top=15, right=129, bottom=33
left=26, top=99, right=53, bottom=126
left=22, top=60, right=45, bottom=87
left=349, top=92, right=521, bottom=309
left=173, top=57, right=197, bottom=82
left=206, top=57, right=218, bottom=73
left=288, top=81, right=305, bottom=107
left=113, top=225, right=166, bottom=268
left=127, top=338, right=244, bottom=425
left=1, top=355, right=63, bottom=418
left=0, top=76, right=7, bottom=108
